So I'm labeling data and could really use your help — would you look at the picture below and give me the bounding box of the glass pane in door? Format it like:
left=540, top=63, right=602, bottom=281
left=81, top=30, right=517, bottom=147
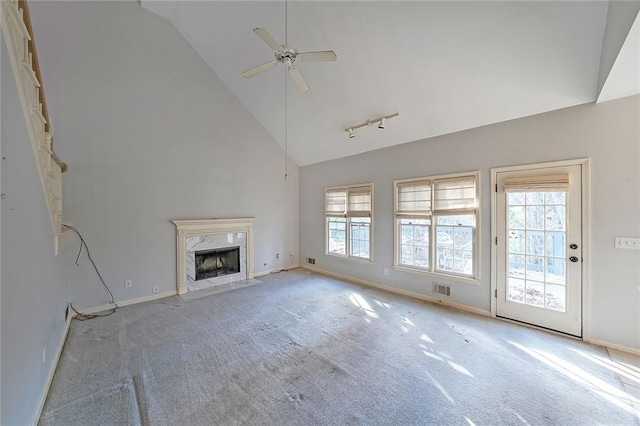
left=507, top=191, right=567, bottom=312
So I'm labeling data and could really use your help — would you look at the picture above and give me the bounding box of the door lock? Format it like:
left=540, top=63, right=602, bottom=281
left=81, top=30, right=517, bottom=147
left=569, top=256, right=579, bottom=263
left=569, top=244, right=578, bottom=250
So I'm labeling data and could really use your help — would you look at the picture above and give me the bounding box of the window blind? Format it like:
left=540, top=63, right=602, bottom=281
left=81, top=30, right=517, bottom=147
left=433, top=176, right=476, bottom=214
left=325, top=189, right=346, bottom=216
left=397, top=180, right=431, bottom=216
left=347, top=186, right=372, bottom=217
left=504, top=174, right=570, bottom=192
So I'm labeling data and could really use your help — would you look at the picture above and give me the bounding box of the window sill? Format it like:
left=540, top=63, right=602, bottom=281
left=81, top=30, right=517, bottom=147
left=394, top=265, right=480, bottom=285
left=326, top=253, right=374, bottom=265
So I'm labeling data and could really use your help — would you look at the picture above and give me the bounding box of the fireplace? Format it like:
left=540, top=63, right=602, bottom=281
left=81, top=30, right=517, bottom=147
left=172, top=218, right=255, bottom=294
left=195, top=247, right=240, bottom=281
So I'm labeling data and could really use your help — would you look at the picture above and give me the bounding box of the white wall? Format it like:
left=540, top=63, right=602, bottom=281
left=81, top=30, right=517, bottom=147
left=1, top=38, right=70, bottom=425
left=300, top=96, right=640, bottom=350
left=3, top=2, right=298, bottom=421
left=28, top=1, right=299, bottom=310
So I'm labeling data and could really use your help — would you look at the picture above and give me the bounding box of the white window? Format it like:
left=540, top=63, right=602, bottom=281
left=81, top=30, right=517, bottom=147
left=395, top=173, right=478, bottom=278
left=325, top=184, right=373, bottom=261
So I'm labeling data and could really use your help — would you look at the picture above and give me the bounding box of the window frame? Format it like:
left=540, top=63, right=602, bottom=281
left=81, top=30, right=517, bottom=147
left=325, top=183, right=374, bottom=262
left=394, top=171, right=480, bottom=280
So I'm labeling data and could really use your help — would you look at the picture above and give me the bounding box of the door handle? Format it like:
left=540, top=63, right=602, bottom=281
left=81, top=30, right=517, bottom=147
left=569, top=256, right=579, bottom=263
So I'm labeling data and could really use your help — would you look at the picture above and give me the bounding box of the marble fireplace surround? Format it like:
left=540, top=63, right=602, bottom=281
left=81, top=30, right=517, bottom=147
left=171, top=218, right=255, bottom=295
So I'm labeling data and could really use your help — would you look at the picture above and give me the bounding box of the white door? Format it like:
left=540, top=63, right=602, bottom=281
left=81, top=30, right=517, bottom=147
left=495, top=164, right=582, bottom=336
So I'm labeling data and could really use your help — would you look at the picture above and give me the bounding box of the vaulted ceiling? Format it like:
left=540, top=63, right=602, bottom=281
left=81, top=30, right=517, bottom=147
left=140, top=1, right=639, bottom=166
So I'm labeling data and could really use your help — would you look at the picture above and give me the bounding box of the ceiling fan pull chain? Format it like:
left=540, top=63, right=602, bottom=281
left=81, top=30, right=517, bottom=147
left=284, top=58, right=288, bottom=181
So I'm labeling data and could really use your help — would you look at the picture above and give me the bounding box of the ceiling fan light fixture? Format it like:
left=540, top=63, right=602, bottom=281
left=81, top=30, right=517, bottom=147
left=378, top=117, right=387, bottom=129
left=348, top=128, right=356, bottom=139
left=241, top=26, right=337, bottom=92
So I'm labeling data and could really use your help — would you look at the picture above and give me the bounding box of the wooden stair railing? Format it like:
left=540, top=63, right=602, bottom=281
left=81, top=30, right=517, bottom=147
left=2, top=0, right=68, bottom=251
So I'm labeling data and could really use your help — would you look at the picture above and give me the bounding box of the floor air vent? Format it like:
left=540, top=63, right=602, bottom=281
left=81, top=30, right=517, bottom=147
left=433, top=283, right=451, bottom=297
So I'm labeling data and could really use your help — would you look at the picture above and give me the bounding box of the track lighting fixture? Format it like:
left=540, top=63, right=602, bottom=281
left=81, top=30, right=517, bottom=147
left=345, top=112, right=398, bottom=139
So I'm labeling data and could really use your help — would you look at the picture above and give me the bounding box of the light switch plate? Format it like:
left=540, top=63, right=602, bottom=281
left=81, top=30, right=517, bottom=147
left=614, top=237, right=640, bottom=249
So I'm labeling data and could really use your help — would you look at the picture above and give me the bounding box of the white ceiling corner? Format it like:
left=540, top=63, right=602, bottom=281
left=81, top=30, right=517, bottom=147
left=597, top=10, right=640, bottom=103
left=141, top=1, right=610, bottom=166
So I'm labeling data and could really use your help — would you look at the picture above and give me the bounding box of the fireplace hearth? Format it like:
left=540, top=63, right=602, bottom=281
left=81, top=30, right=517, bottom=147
left=195, top=247, right=240, bottom=281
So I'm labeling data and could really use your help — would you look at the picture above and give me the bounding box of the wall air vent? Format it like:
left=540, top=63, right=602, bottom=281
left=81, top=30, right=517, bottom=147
left=433, top=283, right=451, bottom=297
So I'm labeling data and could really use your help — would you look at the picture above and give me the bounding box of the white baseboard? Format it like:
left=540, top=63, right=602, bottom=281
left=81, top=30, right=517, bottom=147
left=83, top=266, right=305, bottom=315
left=300, top=266, right=640, bottom=356
left=80, top=290, right=177, bottom=315
left=32, top=306, right=73, bottom=425
left=255, top=263, right=300, bottom=277
left=300, top=264, right=491, bottom=318
left=587, top=337, right=640, bottom=357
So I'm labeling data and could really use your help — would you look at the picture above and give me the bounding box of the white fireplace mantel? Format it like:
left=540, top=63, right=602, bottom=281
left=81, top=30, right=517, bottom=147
left=171, top=218, right=255, bottom=294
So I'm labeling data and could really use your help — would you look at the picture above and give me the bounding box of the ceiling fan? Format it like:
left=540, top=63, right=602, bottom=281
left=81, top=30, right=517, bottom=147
left=241, top=27, right=337, bottom=92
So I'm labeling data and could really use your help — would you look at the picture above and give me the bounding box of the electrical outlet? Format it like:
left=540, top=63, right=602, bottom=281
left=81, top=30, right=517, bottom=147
left=307, top=257, right=316, bottom=265
left=384, top=268, right=389, bottom=276
left=125, top=280, right=132, bottom=288
left=152, top=286, right=159, bottom=295
left=615, top=237, right=640, bottom=249
left=42, top=346, right=47, bottom=363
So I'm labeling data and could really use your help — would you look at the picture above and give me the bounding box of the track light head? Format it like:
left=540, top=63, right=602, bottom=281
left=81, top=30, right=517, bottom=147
left=346, top=112, right=398, bottom=139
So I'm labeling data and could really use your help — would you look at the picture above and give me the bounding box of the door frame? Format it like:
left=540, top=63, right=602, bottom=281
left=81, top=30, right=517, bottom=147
left=490, top=158, right=591, bottom=339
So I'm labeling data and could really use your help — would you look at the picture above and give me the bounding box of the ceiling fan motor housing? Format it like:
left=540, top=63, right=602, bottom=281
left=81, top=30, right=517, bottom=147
left=275, top=47, right=298, bottom=66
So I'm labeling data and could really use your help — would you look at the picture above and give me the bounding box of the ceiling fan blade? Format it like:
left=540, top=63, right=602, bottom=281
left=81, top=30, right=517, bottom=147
left=253, top=28, right=282, bottom=52
left=241, top=60, right=278, bottom=78
left=297, top=50, right=337, bottom=62
left=289, top=66, right=310, bottom=92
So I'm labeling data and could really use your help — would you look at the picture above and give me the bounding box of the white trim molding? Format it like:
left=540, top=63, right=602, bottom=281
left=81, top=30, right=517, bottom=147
left=587, top=337, right=640, bottom=357
left=171, top=218, right=255, bottom=295
left=254, top=264, right=300, bottom=277
left=33, top=307, right=73, bottom=425
left=301, top=264, right=491, bottom=318
left=80, top=290, right=177, bottom=315
left=490, top=158, right=591, bottom=339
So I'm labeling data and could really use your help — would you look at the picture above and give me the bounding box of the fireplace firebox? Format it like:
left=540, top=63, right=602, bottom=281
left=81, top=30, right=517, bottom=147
left=194, top=247, right=240, bottom=281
